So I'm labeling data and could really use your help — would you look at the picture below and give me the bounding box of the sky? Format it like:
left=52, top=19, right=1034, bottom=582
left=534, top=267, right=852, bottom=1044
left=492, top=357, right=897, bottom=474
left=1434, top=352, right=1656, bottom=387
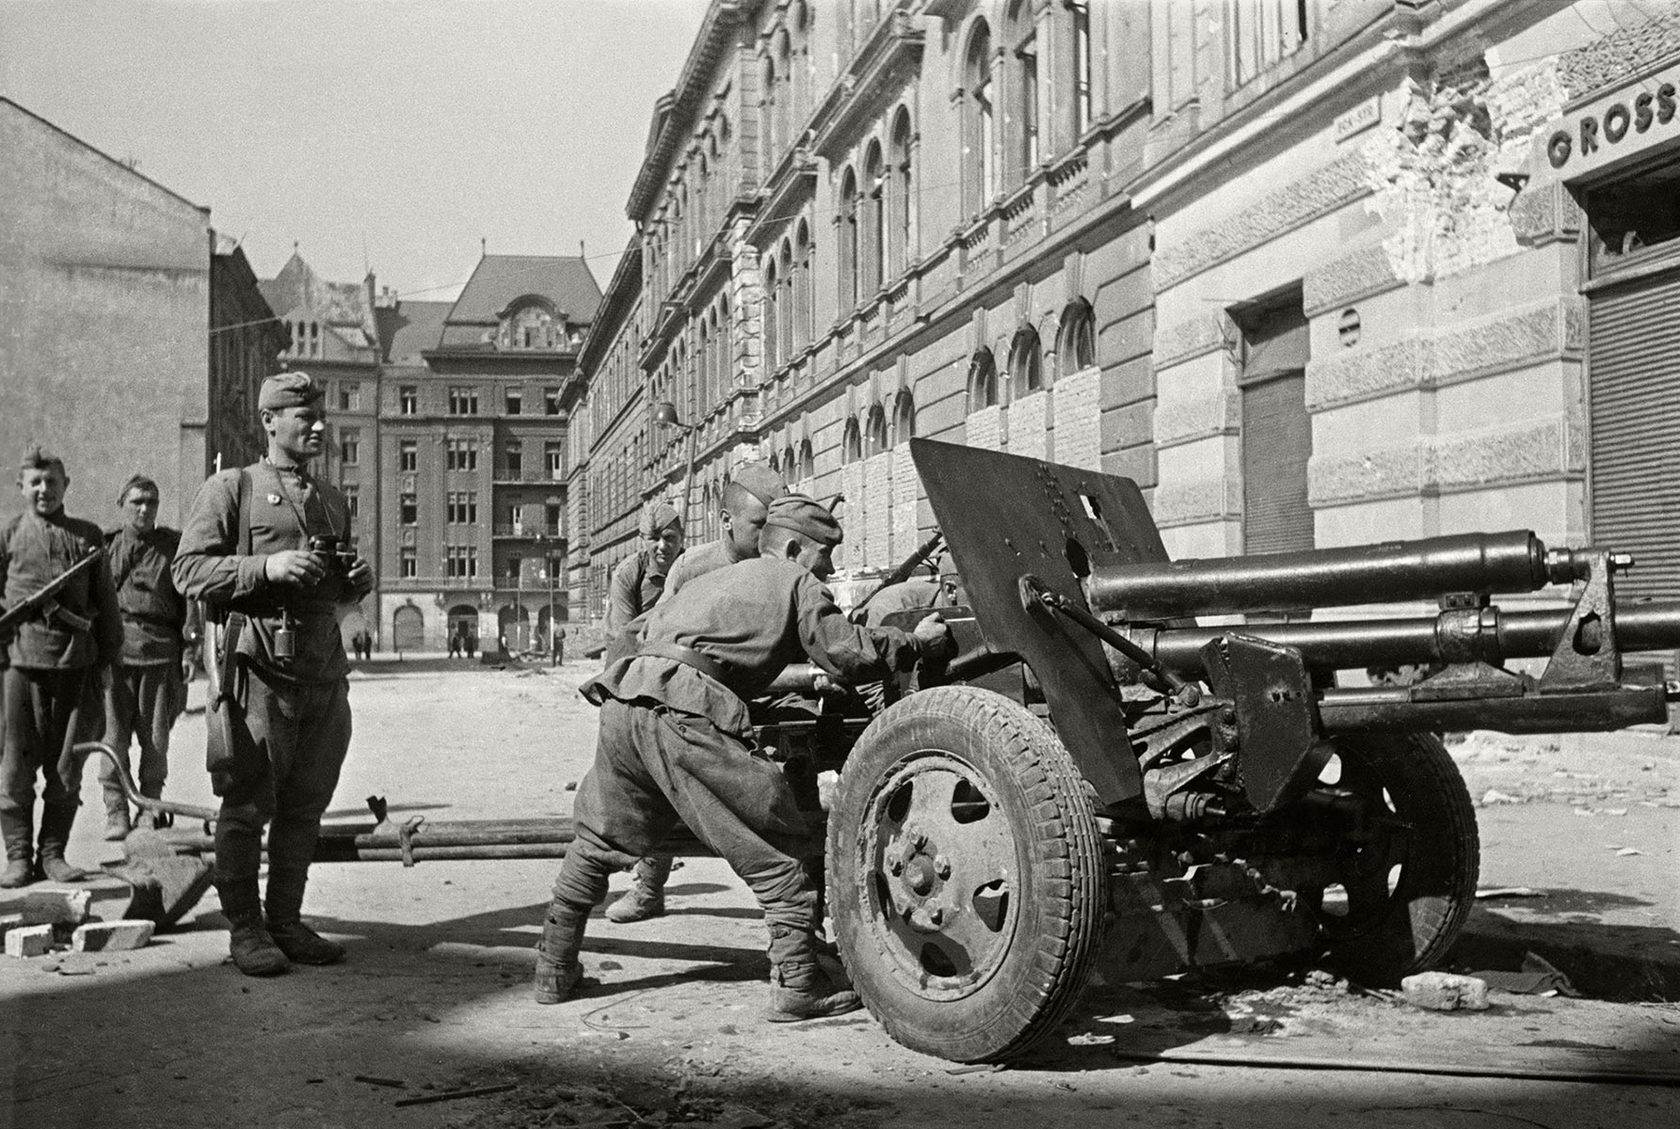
left=0, top=0, right=708, bottom=301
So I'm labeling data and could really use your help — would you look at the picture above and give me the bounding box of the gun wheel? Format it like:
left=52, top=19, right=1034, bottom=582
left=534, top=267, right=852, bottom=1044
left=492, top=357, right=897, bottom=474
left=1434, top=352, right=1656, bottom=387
left=828, top=686, right=1105, bottom=1063
left=1307, top=732, right=1480, bottom=985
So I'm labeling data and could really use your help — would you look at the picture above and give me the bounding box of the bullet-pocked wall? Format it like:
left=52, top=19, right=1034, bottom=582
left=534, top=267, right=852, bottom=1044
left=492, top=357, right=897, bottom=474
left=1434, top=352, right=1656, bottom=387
left=1141, top=0, right=1649, bottom=597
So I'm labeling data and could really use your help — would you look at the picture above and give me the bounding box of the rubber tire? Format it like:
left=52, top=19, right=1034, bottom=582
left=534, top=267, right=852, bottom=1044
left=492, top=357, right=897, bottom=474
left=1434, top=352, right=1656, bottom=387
left=1314, top=731, right=1480, bottom=986
left=828, top=685, right=1106, bottom=1063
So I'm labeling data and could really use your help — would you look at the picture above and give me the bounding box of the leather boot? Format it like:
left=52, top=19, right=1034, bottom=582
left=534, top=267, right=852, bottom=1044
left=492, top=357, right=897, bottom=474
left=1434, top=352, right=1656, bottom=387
left=764, top=960, right=862, bottom=1023
left=605, top=855, right=672, bottom=923
left=265, top=865, right=345, bottom=965
left=216, top=820, right=288, bottom=976
left=227, top=913, right=290, bottom=977
left=103, top=789, right=132, bottom=841
left=533, top=900, right=588, bottom=1004
left=0, top=809, right=33, bottom=888
left=34, top=803, right=88, bottom=882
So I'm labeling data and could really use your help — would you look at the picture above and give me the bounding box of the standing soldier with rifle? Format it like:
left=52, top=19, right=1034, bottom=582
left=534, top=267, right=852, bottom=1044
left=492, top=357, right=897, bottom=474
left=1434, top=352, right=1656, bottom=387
left=0, top=446, right=121, bottom=888
left=173, top=373, right=373, bottom=976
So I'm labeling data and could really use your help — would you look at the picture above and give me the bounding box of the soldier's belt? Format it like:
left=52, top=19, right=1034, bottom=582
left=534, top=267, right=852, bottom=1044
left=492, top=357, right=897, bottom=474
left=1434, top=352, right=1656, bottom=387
left=637, top=641, right=730, bottom=687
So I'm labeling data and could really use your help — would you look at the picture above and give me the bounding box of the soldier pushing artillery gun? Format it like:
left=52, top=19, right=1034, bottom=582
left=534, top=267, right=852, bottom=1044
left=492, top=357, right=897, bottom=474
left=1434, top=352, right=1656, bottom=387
left=69, top=437, right=1680, bottom=1064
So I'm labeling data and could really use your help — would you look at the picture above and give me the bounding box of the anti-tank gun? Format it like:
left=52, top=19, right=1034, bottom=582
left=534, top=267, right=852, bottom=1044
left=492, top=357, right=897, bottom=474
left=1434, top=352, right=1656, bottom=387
left=802, top=438, right=1680, bottom=1064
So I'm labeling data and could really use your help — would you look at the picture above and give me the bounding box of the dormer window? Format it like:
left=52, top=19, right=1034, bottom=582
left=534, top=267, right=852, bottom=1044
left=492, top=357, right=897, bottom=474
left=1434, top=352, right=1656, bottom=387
left=497, top=296, right=563, bottom=351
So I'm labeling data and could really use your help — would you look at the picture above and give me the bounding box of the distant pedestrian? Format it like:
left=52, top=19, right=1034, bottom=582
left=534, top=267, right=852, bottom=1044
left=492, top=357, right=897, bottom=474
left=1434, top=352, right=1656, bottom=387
left=0, top=445, right=121, bottom=887
left=352, top=628, right=372, bottom=662
left=98, top=474, right=192, bottom=841
left=448, top=628, right=462, bottom=659
left=552, top=628, right=564, bottom=667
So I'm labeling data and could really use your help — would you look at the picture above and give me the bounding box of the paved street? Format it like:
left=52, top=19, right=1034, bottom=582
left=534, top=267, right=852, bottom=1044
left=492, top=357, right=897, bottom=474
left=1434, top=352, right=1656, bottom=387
left=1, top=659, right=1677, bottom=1129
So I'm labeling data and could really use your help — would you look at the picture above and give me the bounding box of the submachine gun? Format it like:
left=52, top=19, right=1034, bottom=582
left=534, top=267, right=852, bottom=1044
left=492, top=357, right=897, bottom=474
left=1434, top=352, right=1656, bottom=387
left=800, top=439, right=1680, bottom=1064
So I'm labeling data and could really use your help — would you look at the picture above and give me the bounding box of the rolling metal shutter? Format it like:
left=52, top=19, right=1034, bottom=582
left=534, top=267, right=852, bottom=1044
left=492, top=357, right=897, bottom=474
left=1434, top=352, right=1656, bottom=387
left=1242, top=371, right=1314, bottom=555
left=1588, top=269, right=1680, bottom=603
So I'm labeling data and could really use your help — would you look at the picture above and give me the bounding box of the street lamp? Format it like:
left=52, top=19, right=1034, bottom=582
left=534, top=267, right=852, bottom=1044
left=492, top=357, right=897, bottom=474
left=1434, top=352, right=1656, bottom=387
left=652, top=399, right=697, bottom=543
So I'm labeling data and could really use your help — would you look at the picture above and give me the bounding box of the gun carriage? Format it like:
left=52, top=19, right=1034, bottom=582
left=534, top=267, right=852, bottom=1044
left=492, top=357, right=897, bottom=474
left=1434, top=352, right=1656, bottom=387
left=74, top=439, right=1680, bottom=1064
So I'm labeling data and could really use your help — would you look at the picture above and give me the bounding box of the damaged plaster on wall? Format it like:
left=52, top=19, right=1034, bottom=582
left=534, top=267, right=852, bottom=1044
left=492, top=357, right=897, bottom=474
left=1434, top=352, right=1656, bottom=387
left=1361, top=57, right=1569, bottom=283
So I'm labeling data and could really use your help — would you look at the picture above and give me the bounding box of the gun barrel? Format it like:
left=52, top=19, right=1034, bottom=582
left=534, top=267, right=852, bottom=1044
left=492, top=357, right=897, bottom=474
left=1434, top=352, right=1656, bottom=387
left=1127, top=599, right=1680, bottom=674
left=1085, top=531, right=1583, bottom=620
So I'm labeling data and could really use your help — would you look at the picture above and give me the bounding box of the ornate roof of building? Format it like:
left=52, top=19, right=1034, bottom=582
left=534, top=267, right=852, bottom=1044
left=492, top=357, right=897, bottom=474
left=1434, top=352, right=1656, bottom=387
left=436, top=254, right=603, bottom=349
left=259, top=251, right=380, bottom=354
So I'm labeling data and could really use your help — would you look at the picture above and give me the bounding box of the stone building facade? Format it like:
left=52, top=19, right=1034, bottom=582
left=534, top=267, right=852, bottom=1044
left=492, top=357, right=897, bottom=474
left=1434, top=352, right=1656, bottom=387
left=572, top=1, right=1679, bottom=639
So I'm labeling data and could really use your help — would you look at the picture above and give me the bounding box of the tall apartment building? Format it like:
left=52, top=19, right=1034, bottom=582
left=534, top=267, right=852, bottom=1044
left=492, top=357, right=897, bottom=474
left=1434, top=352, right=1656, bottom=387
left=377, top=254, right=601, bottom=651
left=569, top=1, right=1680, bottom=651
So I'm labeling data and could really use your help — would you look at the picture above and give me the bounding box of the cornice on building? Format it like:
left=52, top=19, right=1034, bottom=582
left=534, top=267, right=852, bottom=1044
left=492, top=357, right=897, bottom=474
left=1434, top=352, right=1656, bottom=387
left=809, top=7, right=926, bottom=160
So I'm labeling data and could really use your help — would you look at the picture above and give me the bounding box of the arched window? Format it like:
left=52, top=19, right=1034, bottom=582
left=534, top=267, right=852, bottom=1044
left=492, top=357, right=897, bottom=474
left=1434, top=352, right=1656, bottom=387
left=799, top=439, right=814, bottom=480
left=893, top=392, right=916, bottom=443
left=792, top=1, right=813, bottom=122
left=888, top=109, right=914, bottom=281
left=778, top=239, right=795, bottom=362
left=968, top=350, right=999, bottom=410
left=763, top=257, right=780, bottom=373
left=697, top=320, right=710, bottom=417
left=717, top=295, right=731, bottom=390
left=793, top=221, right=813, bottom=348
left=861, top=141, right=885, bottom=297
left=838, top=167, right=859, bottom=314
left=774, top=30, right=793, bottom=159
left=964, top=22, right=996, bottom=215
left=1072, top=0, right=1093, bottom=138
left=1004, top=0, right=1039, bottom=186
left=865, top=404, right=888, bottom=456
left=1056, top=299, right=1096, bottom=374
left=762, top=55, right=778, bottom=178
left=1008, top=327, right=1043, bottom=396
left=695, top=153, right=709, bottom=243
left=842, top=419, right=863, bottom=465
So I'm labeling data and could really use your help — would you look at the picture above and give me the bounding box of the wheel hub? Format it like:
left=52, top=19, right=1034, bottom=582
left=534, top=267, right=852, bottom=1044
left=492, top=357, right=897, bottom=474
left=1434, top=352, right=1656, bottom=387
left=859, top=751, right=1019, bottom=1001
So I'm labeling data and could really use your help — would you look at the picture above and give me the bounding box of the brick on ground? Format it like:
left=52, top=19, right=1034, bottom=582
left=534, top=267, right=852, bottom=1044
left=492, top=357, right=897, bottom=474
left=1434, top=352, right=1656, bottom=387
left=71, top=920, right=154, bottom=953
left=1402, top=971, right=1491, bottom=1011
left=4, top=923, right=54, bottom=958
left=0, top=912, right=25, bottom=943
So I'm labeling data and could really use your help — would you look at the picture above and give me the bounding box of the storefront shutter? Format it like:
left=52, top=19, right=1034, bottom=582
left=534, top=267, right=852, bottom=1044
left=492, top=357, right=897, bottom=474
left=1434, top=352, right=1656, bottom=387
left=1241, top=371, right=1314, bottom=556
left=1588, top=269, right=1680, bottom=604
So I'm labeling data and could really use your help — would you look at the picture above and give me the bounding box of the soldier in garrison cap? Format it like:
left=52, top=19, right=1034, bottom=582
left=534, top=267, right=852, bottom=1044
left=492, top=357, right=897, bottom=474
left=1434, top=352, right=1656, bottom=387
left=0, top=446, right=121, bottom=887
left=605, top=501, right=683, bottom=635
left=173, top=370, right=374, bottom=976
left=604, top=462, right=790, bottom=926
left=531, top=493, right=955, bottom=1023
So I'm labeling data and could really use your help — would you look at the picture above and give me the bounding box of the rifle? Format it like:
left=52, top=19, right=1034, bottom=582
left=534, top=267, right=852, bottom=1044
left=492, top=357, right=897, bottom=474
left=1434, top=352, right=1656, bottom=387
left=0, top=549, right=102, bottom=635
left=852, top=531, right=944, bottom=616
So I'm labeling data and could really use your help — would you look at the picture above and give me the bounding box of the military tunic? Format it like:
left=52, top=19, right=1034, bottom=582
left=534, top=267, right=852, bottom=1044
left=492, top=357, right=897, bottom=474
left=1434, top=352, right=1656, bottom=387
left=100, top=525, right=190, bottom=802
left=0, top=509, right=120, bottom=813
left=660, top=537, right=738, bottom=600
left=172, top=458, right=357, bottom=921
left=555, top=556, right=924, bottom=965
left=606, top=548, right=670, bottom=632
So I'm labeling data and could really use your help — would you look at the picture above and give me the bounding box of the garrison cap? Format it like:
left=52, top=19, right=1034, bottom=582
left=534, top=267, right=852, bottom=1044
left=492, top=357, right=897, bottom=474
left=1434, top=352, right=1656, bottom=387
left=731, top=462, right=787, bottom=508
left=259, top=371, right=325, bottom=411
left=764, top=493, right=844, bottom=547
left=117, top=473, right=159, bottom=504
left=639, top=501, right=682, bottom=540
left=19, top=444, right=65, bottom=473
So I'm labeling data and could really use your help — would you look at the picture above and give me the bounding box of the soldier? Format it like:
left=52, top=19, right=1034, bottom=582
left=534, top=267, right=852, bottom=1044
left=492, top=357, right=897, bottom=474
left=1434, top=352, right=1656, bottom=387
left=98, top=474, right=194, bottom=841
left=0, top=446, right=121, bottom=887
left=532, top=494, right=954, bottom=1021
left=605, top=501, right=683, bottom=633
left=604, top=462, right=788, bottom=925
left=173, top=372, right=373, bottom=976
